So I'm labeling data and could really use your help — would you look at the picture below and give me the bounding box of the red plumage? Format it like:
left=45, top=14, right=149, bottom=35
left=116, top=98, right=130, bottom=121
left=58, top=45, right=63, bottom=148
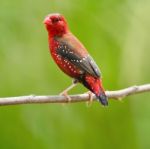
left=44, top=13, right=108, bottom=105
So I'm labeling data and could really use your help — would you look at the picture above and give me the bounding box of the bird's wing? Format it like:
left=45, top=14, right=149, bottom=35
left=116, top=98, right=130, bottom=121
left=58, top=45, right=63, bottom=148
left=56, top=40, right=101, bottom=78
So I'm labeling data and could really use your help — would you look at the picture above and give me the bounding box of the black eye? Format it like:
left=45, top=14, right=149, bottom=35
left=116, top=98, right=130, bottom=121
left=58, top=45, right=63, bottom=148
left=52, top=17, right=60, bottom=23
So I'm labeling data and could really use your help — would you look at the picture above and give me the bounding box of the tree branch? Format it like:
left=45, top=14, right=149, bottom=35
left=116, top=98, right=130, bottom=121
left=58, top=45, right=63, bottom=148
left=0, top=84, right=150, bottom=106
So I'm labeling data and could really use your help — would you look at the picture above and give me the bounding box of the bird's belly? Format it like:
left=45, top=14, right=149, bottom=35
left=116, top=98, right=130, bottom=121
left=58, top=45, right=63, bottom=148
left=52, top=53, right=82, bottom=78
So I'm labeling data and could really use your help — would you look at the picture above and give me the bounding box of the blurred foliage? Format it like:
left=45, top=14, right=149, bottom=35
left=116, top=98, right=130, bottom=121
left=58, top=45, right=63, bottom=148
left=0, top=0, right=150, bottom=148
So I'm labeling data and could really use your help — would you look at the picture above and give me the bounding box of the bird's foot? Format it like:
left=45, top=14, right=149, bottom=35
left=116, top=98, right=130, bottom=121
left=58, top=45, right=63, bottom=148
left=59, top=91, right=71, bottom=103
left=85, top=91, right=94, bottom=107
left=59, top=79, right=78, bottom=104
left=61, top=80, right=78, bottom=94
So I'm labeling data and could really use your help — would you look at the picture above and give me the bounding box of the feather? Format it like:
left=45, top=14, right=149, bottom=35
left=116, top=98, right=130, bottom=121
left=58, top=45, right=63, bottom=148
left=55, top=36, right=101, bottom=78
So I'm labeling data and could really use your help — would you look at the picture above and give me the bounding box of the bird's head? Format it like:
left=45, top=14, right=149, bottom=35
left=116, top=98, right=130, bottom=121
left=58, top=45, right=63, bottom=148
left=44, top=13, right=69, bottom=37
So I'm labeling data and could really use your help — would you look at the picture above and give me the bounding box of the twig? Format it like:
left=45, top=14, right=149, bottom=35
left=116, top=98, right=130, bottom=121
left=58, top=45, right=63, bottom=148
left=0, top=84, right=150, bottom=106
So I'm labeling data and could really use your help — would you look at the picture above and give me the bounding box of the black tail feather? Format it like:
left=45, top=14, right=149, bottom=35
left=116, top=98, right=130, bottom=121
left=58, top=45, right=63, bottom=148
left=96, top=93, right=108, bottom=106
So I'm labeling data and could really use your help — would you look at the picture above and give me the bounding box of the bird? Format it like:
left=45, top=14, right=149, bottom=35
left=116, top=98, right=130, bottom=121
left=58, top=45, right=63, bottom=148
left=44, top=13, right=108, bottom=106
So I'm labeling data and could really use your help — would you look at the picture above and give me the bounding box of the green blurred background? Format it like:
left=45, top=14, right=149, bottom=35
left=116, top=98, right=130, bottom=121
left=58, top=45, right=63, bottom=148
left=0, top=0, right=150, bottom=148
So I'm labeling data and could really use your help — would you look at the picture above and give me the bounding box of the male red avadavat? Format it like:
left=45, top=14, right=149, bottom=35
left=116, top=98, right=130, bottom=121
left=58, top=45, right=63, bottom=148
left=44, top=13, right=108, bottom=106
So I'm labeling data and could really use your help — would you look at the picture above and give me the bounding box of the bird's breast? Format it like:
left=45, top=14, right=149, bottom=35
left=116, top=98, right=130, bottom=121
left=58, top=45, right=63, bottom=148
left=52, top=51, right=83, bottom=78
left=49, top=40, right=83, bottom=78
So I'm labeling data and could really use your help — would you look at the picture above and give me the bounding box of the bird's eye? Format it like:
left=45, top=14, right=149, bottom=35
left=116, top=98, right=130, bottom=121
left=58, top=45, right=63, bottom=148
left=52, top=17, right=60, bottom=23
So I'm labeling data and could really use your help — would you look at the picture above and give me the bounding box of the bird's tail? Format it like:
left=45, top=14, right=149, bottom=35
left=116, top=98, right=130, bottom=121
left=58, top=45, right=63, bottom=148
left=96, top=92, right=108, bottom=106
left=82, top=75, right=108, bottom=106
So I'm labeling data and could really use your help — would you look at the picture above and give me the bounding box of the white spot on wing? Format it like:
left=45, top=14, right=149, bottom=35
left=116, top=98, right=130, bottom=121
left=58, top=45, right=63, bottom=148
left=90, top=60, right=93, bottom=63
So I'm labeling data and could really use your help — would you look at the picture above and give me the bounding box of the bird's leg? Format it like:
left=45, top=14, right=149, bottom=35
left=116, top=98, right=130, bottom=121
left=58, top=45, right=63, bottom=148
left=86, top=91, right=94, bottom=107
left=59, top=79, right=78, bottom=102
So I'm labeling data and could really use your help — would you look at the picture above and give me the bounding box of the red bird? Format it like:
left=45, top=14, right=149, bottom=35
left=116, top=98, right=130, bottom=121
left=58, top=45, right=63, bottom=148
left=44, top=13, right=108, bottom=106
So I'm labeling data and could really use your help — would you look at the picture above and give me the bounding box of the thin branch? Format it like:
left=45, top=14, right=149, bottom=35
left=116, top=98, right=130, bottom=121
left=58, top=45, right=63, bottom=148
left=0, top=84, right=150, bottom=106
